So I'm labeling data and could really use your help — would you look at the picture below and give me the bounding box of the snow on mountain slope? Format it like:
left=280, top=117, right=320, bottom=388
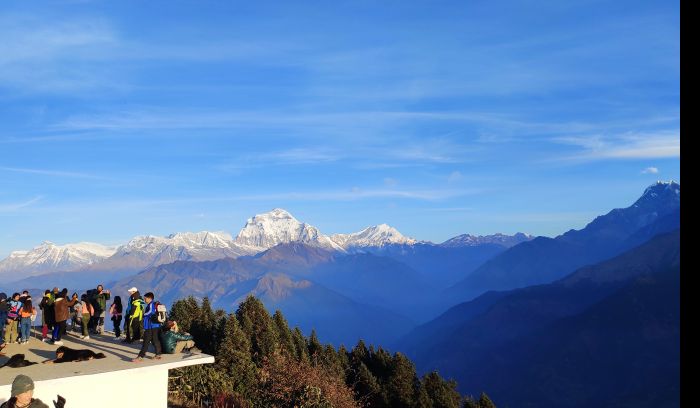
left=0, top=241, right=117, bottom=278
left=99, top=230, right=253, bottom=271
left=234, top=208, right=344, bottom=251
left=441, top=232, right=533, bottom=248
left=331, top=224, right=417, bottom=249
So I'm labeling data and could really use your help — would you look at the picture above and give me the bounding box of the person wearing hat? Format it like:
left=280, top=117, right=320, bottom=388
left=123, top=288, right=143, bottom=343
left=0, top=374, right=53, bottom=408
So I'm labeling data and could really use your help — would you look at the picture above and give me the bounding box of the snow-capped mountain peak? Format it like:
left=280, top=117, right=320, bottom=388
left=440, top=232, right=534, bottom=248
left=234, top=208, right=343, bottom=251
left=331, top=224, right=417, bottom=249
left=640, top=180, right=680, bottom=199
left=0, top=241, right=117, bottom=278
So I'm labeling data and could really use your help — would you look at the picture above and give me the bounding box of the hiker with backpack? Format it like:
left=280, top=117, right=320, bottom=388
left=18, top=298, right=37, bottom=344
left=78, top=294, right=95, bottom=340
left=109, top=296, right=123, bottom=339
left=133, top=292, right=163, bottom=362
left=5, top=293, right=21, bottom=344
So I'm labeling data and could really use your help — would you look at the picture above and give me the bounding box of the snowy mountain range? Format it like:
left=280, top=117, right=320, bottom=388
left=441, top=232, right=533, bottom=248
left=0, top=241, right=116, bottom=278
left=0, top=207, right=528, bottom=282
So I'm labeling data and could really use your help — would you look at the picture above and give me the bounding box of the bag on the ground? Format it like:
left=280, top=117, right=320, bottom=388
left=151, top=301, right=167, bottom=324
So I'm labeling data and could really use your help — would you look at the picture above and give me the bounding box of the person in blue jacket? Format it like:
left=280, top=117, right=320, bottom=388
left=133, top=292, right=162, bottom=362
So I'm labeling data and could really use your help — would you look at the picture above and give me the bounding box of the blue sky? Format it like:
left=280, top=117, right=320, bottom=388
left=0, top=0, right=679, bottom=257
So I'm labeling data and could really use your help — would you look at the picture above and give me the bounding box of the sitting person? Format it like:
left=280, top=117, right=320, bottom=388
left=0, top=374, right=51, bottom=408
left=161, top=321, right=198, bottom=354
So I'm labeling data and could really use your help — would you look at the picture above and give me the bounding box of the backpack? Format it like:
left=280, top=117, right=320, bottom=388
left=150, top=301, right=167, bottom=324
left=7, top=302, right=19, bottom=320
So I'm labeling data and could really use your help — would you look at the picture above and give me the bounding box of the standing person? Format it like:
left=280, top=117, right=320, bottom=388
left=122, top=287, right=137, bottom=342
left=42, top=288, right=58, bottom=343
left=5, top=293, right=21, bottom=345
left=92, top=285, right=111, bottom=335
left=68, top=293, right=79, bottom=334
left=0, top=293, right=8, bottom=344
left=109, top=296, right=123, bottom=339
left=133, top=292, right=161, bottom=362
left=78, top=294, right=94, bottom=340
left=18, top=299, right=36, bottom=344
left=51, top=289, right=78, bottom=346
left=38, top=290, right=51, bottom=341
left=127, top=289, right=145, bottom=344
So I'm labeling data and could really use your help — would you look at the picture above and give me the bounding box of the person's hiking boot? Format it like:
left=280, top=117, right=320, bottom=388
left=132, top=357, right=143, bottom=363
left=52, top=340, right=64, bottom=346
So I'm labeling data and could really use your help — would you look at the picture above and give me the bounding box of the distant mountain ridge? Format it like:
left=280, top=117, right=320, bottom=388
left=400, top=229, right=681, bottom=407
left=111, top=244, right=418, bottom=345
left=448, top=180, right=680, bottom=301
left=0, top=207, right=528, bottom=283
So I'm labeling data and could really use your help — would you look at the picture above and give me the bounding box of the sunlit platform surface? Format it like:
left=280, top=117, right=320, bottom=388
left=0, top=328, right=213, bottom=407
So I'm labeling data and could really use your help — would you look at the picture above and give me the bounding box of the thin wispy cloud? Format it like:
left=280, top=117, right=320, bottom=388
left=26, top=188, right=481, bottom=215
left=642, top=167, right=660, bottom=174
left=0, top=166, right=105, bottom=180
left=0, top=196, right=43, bottom=213
left=551, top=131, right=680, bottom=162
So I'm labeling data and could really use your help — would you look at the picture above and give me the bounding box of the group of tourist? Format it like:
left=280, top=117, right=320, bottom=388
left=0, top=285, right=198, bottom=363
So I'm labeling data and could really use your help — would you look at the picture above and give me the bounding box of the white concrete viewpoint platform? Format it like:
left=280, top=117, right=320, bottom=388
left=0, top=328, right=214, bottom=407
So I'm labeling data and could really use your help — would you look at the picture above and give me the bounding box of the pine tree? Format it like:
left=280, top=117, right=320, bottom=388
left=168, top=296, right=200, bottom=332
left=236, top=295, right=278, bottom=362
left=216, top=313, right=256, bottom=399
left=308, top=329, right=323, bottom=363
left=272, top=310, right=295, bottom=357
left=191, top=297, right=217, bottom=354
left=350, top=361, right=385, bottom=407
left=478, top=393, right=496, bottom=408
left=463, top=393, right=497, bottom=408
left=350, top=340, right=369, bottom=367
left=421, top=371, right=462, bottom=408
left=292, top=327, right=310, bottom=363
left=386, top=352, right=420, bottom=408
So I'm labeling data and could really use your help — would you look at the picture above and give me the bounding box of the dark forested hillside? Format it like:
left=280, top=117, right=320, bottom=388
left=167, top=296, right=490, bottom=408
